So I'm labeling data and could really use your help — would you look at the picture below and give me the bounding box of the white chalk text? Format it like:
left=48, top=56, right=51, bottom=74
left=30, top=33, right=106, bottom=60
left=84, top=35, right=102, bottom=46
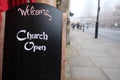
left=16, top=30, right=48, bottom=53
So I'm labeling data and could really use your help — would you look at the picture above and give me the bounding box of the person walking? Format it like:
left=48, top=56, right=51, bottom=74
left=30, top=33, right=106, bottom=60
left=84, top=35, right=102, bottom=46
left=71, top=23, right=76, bottom=31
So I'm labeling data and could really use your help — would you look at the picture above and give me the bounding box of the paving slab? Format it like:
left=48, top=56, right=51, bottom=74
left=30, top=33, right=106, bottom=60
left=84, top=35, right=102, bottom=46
left=69, top=56, right=94, bottom=67
left=106, top=49, right=120, bottom=58
left=90, top=57, right=120, bottom=68
left=71, top=67, right=108, bottom=80
left=79, top=49, right=113, bottom=58
left=102, top=68, right=120, bottom=80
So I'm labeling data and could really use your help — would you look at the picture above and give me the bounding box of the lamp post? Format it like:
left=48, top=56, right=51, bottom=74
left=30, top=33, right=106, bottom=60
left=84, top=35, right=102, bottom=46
left=95, top=0, right=100, bottom=39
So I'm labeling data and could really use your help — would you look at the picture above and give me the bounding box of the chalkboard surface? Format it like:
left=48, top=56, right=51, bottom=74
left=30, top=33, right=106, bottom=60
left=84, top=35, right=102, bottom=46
left=2, top=3, right=62, bottom=80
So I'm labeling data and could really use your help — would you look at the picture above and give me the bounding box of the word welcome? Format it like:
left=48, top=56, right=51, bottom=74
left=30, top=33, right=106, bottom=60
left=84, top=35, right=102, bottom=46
left=16, top=30, right=48, bottom=52
left=18, top=5, right=52, bottom=21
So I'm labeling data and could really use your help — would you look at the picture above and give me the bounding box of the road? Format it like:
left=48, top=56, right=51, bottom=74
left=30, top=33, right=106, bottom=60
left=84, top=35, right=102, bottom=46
left=86, top=27, right=120, bottom=44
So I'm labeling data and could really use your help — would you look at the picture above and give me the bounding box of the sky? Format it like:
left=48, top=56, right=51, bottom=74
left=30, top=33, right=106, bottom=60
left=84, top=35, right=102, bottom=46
left=70, top=0, right=120, bottom=18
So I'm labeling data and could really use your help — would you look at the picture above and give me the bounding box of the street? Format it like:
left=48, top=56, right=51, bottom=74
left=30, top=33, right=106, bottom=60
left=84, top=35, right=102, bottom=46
left=86, top=27, right=120, bottom=44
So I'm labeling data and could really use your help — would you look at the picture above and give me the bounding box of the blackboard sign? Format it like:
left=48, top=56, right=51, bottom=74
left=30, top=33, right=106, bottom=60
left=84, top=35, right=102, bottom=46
left=2, top=3, right=62, bottom=80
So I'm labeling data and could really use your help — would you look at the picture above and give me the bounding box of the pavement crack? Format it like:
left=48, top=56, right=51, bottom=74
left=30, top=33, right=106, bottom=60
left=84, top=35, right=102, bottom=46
left=100, top=68, right=110, bottom=80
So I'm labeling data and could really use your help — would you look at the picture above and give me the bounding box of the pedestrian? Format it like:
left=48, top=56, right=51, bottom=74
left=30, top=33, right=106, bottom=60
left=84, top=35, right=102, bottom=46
left=83, top=24, right=85, bottom=32
left=71, top=23, right=75, bottom=31
left=76, top=22, right=80, bottom=30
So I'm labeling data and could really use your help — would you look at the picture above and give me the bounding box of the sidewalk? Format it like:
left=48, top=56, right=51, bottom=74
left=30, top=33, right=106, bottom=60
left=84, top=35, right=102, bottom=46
left=66, top=29, right=120, bottom=80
